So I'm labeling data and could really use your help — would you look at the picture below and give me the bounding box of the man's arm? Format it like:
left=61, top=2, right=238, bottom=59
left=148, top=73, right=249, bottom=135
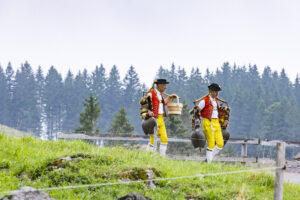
left=164, top=94, right=177, bottom=104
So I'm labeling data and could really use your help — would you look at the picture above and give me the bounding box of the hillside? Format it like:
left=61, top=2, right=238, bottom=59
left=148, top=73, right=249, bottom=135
left=0, top=124, right=32, bottom=137
left=0, top=134, right=299, bottom=200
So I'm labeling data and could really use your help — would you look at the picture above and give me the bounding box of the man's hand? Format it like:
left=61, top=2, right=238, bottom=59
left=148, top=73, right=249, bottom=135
left=223, top=120, right=229, bottom=127
left=165, top=94, right=178, bottom=104
left=148, top=110, right=154, bottom=117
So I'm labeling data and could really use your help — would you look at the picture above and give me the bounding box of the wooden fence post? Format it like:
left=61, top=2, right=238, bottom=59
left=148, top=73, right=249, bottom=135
left=274, top=141, right=286, bottom=200
left=241, top=143, right=247, bottom=157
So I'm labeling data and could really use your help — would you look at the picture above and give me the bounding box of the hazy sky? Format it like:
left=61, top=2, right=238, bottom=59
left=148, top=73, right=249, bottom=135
left=0, top=0, right=299, bottom=86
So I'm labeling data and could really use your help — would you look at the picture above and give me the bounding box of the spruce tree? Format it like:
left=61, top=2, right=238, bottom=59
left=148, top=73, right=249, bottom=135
left=35, top=66, right=45, bottom=137
left=90, top=65, right=107, bottom=130
left=156, top=66, right=169, bottom=81
left=166, top=115, right=188, bottom=137
left=109, top=108, right=134, bottom=134
left=44, top=66, right=64, bottom=139
left=186, top=67, right=207, bottom=108
left=0, top=66, right=9, bottom=124
left=102, top=65, right=123, bottom=131
left=295, top=74, right=300, bottom=107
left=123, top=66, right=141, bottom=106
left=176, top=66, right=188, bottom=97
left=165, top=115, right=189, bottom=155
left=123, top=66, right=142, bottom=133
left=91, top=64, right=106, bottom=102
left=5, top=62, right=15, bottom=127
left=62, top=70, right=78, bottom=132
left=75, top=94, right=100, bottom=134
left=180, top=101, right=192, bottom=130
left=12, top=62, right=39, bottom=134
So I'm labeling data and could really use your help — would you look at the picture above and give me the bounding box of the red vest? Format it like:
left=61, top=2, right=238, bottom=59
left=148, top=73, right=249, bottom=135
left=150, top=89, right=164, bottom=118
left=200, top=96, right=219, bottom=120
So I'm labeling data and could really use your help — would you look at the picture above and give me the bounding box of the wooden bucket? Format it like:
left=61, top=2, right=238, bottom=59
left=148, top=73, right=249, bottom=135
left=167, top=96, right=183, bottom=115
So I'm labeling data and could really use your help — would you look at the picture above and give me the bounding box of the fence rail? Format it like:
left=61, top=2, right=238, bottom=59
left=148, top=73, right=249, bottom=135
left=57, top=132, right=300, bottom=148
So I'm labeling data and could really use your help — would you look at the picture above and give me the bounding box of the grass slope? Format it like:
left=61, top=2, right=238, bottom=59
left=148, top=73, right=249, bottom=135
left=0, top=134, right=299, bottom=200
left=0, top=125, right=32, bottom=137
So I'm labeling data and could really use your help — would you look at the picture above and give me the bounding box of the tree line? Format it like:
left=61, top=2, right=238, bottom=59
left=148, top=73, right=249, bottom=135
left=0, top=61, right=300, bottom=143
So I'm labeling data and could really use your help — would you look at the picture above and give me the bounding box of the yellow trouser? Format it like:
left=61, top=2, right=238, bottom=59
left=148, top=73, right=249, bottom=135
left=150, top=115, right=168, bottom=145
left=202, top=118, right=224, bottom=149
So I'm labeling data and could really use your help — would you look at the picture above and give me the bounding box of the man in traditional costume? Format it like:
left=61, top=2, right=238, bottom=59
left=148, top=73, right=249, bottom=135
left=196, top=83, right=228, bottom=163
left=146, top=79, right=176, bottom=156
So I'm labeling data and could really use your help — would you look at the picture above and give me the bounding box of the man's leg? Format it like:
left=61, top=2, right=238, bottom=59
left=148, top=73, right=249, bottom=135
left=147, top=118, right=158, bottom=152
left=146, top=142, right=155, bottom=151
left=157, top=115, right=168, bottom=156
left=202, top=118, right=215, bottom=163
left=212, top=119, right=224, bottom=158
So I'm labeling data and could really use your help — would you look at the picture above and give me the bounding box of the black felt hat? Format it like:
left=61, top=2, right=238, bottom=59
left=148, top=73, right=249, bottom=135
left=155, top=79, right=169, bottom=84
left=208, top=83, right=222, bottom=91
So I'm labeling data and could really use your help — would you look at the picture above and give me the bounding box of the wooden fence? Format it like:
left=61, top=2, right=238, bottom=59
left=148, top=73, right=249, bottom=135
left=57, top=132, right=300, bottom=158
left=57, top=132, right=300, bottom=200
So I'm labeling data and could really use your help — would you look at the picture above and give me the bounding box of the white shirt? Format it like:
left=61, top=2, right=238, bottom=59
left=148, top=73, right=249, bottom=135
left=148, top=89, right=164, bottom=114
left=198, top=96, right=218, bottom=119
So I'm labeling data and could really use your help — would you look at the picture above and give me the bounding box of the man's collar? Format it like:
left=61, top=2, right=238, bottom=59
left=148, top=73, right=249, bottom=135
left=155, top=88, right=163, bottom=94
left=209, top=95, right=216, bottom=101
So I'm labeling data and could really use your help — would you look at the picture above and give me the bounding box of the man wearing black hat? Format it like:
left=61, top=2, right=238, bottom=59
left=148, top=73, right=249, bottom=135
left=146, top=79, right=176, bottom=156
left=196, top=83, right=228, bottom=163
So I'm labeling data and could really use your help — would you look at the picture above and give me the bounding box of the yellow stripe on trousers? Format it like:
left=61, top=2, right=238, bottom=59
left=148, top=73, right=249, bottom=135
left=202, top=118, right=224, bottom=149
left=150, top=115, right=168, bottom=145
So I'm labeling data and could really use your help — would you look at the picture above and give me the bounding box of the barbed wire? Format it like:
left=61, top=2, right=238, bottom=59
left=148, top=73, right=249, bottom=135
left=0, top=166, right=283, bottom=196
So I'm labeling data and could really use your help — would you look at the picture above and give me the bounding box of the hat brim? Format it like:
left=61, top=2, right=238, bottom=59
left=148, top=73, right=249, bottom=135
left=156, top=81, right=169, bottom=84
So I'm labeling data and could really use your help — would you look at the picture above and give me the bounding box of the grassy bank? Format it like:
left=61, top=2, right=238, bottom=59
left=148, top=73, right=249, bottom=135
left=0, top=133, right=299, bottom=200
left=0, top=125, right=31, bottom=137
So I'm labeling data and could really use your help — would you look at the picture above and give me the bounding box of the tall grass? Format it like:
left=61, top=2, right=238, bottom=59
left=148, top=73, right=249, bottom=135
left=0, top=134, right=299, bottom=199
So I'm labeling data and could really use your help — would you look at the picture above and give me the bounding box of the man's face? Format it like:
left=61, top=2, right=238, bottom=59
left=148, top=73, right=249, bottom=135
left=156, top=83, right=167, bottom=92
left=210, top=90, right=218, bottom=98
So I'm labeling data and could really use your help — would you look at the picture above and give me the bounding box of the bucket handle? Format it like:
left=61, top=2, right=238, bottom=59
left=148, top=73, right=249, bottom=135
left=170, top=95, right=180, bottom=103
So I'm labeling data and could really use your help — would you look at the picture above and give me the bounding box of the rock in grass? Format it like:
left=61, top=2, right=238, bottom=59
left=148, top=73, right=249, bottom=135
left=117, top=192, right=151, bottom=200
left=0, top=186, right=55, bottom=200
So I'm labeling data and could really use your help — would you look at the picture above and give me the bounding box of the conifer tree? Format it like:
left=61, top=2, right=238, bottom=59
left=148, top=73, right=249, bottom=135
left=123, top=66, right=141, bottom=106
left=62, top=70, right=78, bottom=132
left=0, top=66, right=9, bottom=124
left=12, top=62, right=39, bottom=134
left=91, top=64, right=106, bottom=101
left=109, top=108, right=134, bottom=134
left=156, top=66, right=169, bottom=81
left=186, top=67, right=206, bottom=107
left=176, top=66, right=188, bottom=97
left=123, top=66, right=142, bottom=133
left=295, top=74, right=300, bottom=107
left=102, top=65, right=123, bottom=131
left=166, top=115, right=188, bottom=137
left=5, top=62, right=15, bottom=127
left=180, top=101, right=192, bottom=130
left=44, top=66, right=64, bottom=139
left=35, top=66, right=45, bottom=137
left=75, top=94, right=100, bottom=134
left=165, top=114, right=189, bottom=155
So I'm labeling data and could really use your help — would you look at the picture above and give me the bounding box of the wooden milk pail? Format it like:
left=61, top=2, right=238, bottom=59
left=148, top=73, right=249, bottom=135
left=167, top=96, right=183, bottom=115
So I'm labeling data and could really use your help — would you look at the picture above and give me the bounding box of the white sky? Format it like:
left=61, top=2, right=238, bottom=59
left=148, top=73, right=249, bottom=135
left=0, top=0, right=299, bottom=86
